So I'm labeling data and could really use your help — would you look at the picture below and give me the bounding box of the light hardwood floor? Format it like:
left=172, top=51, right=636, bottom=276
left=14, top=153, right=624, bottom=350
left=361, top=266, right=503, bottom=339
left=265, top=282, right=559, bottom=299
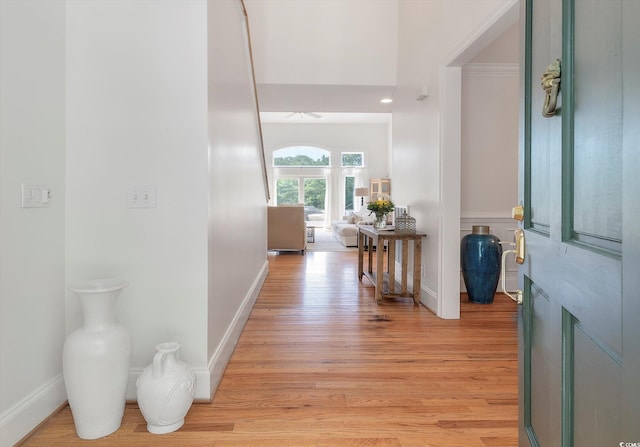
left=21, top=250, right=518, bottom=447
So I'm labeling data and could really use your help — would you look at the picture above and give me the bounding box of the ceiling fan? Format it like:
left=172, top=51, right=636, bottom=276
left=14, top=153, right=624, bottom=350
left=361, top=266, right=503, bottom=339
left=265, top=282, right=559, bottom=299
left=285, top=112, right=322, bottom=119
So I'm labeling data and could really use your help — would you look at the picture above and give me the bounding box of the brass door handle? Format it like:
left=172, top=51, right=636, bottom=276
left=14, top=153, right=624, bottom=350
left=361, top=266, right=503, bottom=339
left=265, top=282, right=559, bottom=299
left=515, top=229, right=525, bottom=265
left=499, top=227, right=525, bottom=305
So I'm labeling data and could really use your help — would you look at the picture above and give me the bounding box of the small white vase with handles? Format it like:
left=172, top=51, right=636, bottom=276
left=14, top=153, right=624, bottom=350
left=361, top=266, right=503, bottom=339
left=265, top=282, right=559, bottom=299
left=136, top=342, right=196, bottom=434
left=63, top=278, right=130, bottom=440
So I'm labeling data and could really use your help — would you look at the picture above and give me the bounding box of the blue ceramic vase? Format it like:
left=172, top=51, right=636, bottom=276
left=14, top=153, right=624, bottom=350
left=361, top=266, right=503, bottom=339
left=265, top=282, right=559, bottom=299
left=461, top=225, right=502, bottom=304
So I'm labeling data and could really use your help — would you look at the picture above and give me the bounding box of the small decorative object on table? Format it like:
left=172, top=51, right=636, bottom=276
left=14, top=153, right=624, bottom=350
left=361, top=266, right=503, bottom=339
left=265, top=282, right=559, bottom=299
left=136, top=342, right=196, bottom=434
left=367, top=197, right=394, bottom=229
left=306, top=226, right=315, bottom=243
left=395, top=211, right=416, bottom=232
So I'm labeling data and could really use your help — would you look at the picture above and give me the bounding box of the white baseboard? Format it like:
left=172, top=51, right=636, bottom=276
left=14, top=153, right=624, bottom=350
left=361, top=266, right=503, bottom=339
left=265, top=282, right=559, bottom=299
left=420, top=284, right=438, bottom=314
left=18, top=259, right=268, bottom=446
left=0, top=374, right=67, bottom=447
left=207, top=259, right=269, bottom=399
left=460, top=272, right=519, bottom=294
left=392, top=260, right=438, bottom=314
left=124, top=259, right=269, bottom=402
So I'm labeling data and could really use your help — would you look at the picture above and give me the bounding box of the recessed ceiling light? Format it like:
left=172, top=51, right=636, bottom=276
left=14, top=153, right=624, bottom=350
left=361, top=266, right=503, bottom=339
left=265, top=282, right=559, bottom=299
left=380, top=98, right=393, bottom=104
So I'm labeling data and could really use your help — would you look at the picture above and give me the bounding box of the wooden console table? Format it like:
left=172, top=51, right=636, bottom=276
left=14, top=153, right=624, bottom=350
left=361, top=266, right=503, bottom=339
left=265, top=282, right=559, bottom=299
left=357, top=226, right=427, bottom=305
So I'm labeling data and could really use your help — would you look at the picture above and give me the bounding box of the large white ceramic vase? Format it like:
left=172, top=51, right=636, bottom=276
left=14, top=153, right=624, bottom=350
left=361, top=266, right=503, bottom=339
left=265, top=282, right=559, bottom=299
left=63, top=278, right=130, bottom=440
left=136, top=342, right=196, bottom=434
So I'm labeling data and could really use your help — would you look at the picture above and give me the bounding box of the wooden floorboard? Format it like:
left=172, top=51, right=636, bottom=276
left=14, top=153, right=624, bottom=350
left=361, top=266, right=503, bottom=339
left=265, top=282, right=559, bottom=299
left=20, top=251, right=518, bottom=447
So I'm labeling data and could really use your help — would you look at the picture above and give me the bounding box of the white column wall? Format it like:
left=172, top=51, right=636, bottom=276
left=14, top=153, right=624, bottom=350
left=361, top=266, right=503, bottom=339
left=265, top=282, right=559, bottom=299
left=205, top=0, right=269, bottom=393
left=65, top=0, right=210, bottom=397
left=393, top=0, right=508, bottom=318
left=0, top=2, right=67, bottom=445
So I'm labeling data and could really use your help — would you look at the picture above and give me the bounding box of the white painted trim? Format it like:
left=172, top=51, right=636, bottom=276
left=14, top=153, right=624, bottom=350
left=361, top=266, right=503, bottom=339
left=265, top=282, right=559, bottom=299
left=462, top=63, right=519, bottom=78
left=393, top=260, right=438, bottom=315
left=444, top=0, right=520, bottom=67
left=2, top=254, right=267, bottom=446
left=460, top=226, right=520, bottom=234
left=0, top=375, right=67, bottom=447
left=421, top=285, right=438, bottom=314
left=461, top=274, right=519, bottom=294
left=123, top=260, right=269, bottom=402
left=206, top=259, right=269, bottom=399
left=461, top=212, right=512, bottom=219
left=439, top=65, right=462, bottom=320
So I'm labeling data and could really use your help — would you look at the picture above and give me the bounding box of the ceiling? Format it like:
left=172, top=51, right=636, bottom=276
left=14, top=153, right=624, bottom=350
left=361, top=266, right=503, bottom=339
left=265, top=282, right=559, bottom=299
left=257, top=84, right=394, bottom=124
left=249, top=2, right=518, bottom=125
left=244, top=0, right=398, bottom=124
left=259, top=111, right=391, bottom=124
left=256, top=84, right=395, bottom=113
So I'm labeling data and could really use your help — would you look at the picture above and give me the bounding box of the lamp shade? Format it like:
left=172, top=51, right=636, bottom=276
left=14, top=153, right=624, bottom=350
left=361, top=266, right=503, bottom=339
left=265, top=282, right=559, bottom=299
left=355, top=187, right=368, bottom=197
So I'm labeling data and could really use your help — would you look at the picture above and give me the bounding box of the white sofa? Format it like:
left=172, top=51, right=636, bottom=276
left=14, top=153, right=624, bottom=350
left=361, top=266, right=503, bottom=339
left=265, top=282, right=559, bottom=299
left=331, top=208, right=377, bottom=247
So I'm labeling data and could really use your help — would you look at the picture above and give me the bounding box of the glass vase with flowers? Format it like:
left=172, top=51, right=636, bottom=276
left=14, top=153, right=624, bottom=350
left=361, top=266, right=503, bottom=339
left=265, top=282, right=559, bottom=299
left=367, top=197, right=395, bottom=229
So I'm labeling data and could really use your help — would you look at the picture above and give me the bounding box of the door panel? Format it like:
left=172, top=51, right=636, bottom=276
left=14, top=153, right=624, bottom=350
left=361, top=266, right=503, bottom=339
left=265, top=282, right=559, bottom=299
left=573, top=325, right=622, bottom=447
left=528, top=0, right=562, bottom=232
left=572, top=0, right=622, bottom=249
left=520, top=0, right=635, bottom=445
left=524, top=231, right=621, bottom=354
left=528, top=285, right=562, bottom=446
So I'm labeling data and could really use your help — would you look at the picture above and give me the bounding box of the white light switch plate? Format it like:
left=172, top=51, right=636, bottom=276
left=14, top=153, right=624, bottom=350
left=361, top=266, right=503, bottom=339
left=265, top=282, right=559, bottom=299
left=21, top=184, right=51, bottom=208
left=127, top=185, right=156, bottom=208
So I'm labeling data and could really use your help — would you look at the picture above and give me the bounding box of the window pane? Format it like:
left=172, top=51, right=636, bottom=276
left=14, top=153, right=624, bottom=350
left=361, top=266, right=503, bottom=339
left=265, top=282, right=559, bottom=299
left=303, top=178, right=326, bottom=225
left=304, top=179, right=326, bottom=209
left=273, top=146, right=330, bottom=166
left=344, top=176, right=355, bottom=212
left=341, top=152, right=363, bottom=167
left=276, top=178, right=299, bottom=204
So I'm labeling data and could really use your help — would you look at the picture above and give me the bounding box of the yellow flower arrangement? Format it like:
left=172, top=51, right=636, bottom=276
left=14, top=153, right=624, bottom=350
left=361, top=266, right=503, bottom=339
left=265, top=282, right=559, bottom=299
left=367, top=197, right=395, bottom=217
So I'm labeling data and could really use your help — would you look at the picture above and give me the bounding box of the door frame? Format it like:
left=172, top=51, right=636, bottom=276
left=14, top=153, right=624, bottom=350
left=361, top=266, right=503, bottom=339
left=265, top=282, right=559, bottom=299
left=438, top=0, right=520, bottom=318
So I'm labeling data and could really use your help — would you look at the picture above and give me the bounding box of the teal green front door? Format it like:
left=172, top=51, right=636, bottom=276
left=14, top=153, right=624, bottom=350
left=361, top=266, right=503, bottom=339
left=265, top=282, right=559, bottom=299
left=519, top=0, right=640, bottom=445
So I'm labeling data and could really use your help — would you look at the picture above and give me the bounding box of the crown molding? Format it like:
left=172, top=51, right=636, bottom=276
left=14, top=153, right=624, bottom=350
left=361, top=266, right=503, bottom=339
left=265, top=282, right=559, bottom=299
left=462, top=63, right=519, bottom=78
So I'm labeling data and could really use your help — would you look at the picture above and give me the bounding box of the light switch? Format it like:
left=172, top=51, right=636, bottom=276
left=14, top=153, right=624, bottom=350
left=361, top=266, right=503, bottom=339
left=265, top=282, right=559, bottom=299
left=21, top=184, right=51, bottom=208
left=127, top=185, right=156, bottom=208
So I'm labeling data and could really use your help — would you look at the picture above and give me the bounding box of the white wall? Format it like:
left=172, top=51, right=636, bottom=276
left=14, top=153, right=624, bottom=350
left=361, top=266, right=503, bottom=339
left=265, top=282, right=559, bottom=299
left=244, top=0, right=398, bottom=86
left=1, top=1, right=269, bottom=444
left=392, top=0, right=513, bottom=317
left=65, top=0, right=210, bottom=396
left=206, top=0, right=269, bottom=392
left=0, top=2, right=67, bottom=445
left=261, top=122, right=390, bottom=220
left=471, top=22, right=520, bottom=64
left=461, top=64, right=519, bottom=216
left=459, top=62, right=520, bottom=293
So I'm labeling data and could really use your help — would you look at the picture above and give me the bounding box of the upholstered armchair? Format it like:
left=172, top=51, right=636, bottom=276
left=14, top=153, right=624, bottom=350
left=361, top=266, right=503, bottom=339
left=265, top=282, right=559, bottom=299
left=267, top=205, right=306, bottom=254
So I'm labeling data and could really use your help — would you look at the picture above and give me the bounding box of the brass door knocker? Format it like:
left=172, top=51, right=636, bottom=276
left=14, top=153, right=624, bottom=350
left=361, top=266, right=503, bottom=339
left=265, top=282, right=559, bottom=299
left=541, top=59, right=561, bottom=117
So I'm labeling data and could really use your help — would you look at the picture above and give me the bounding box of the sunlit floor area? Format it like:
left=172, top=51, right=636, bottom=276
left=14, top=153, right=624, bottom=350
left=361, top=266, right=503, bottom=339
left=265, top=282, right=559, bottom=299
left=22, top=251, right=518, bottom=447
